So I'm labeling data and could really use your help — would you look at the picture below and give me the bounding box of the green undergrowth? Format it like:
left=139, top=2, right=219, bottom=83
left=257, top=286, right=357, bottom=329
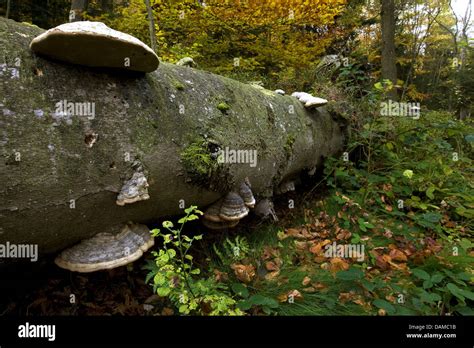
left=146, top=110, right=472, bottom=316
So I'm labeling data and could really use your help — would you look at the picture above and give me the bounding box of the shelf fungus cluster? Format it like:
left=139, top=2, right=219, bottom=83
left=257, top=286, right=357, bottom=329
left=30, top=21, right=159, bottom=73
left=202, top=179, right=255, bottom=230
left=291, top=92, right=328, bottom=109
left=54, top=223, right=154, bottom=272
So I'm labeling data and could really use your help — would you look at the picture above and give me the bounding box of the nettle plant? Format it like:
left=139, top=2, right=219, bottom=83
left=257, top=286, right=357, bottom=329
left=145, top=206, right=243, bottom=315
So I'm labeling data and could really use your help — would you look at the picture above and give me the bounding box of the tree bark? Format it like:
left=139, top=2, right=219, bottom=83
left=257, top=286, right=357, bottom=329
left=144, top=0, right=157, bottom=52
left=5, top=0, right=10, bottom=19
left=31, top=0, right=49, bottom=29
left=0, top=18, right=346, bottom=260
left=381, top=0, right=397, bottom=100
left=70, top=0, right=89, bottom=22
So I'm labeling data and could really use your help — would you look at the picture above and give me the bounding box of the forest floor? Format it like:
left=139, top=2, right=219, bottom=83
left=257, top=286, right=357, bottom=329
left=1, top=183, right=471, bottom=316
left=1, top=112, right=473, bottom=317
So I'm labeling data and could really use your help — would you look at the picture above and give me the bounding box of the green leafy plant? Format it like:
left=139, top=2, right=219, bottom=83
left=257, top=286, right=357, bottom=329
left=213, top=235, right=251, bottom=265
left=145, top=206, right=243, bottom=315
left=231, top=283, right=279, bottom=315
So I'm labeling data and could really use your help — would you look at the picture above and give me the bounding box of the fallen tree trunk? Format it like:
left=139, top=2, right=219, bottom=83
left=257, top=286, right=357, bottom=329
left=0, top=18, right=346, bottom=259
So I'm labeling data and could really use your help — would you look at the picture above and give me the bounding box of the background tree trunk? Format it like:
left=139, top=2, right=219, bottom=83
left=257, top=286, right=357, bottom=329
left=144, top=0, right=157, bottom=52
left=70, top=0, right=88, bottom=22
left=31, top=0, right=49, bottom=29
left=5, top=0, right=10, bottom=18
left=381, top=0, right=397, bottom=100
left=0, top=17, right=346, bottom=259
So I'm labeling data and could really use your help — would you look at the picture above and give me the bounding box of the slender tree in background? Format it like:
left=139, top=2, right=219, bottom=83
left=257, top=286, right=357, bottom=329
left=432, top=0, right=472, bottom=119
left=381, top=0, right=398, bottom=100
left=70, top=0, right=88, bottom=22
left=144, top=0, right=157, bottom=53
left=31, top=0, right=49, bottom=28
left=6, top=0, right=10, bottom=18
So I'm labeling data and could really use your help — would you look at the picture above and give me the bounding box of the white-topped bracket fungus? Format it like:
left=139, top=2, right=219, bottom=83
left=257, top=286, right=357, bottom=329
left=54, top=223, right=154, bottom=272
left=238, top=179, right=256, bottom=208
left=274, top=89, right=286, bottom=95
left=219, top=192, right=249, bottom=222
left=116, top=172, right=150, bottom=206
left=297, top=92, right=313, bottom=103
left=203, top=199, right=224, bottom=222
left=305, top=96, right=328, bottom=108
left=30, top=21, right=159, bottom=73
left=202, top=199, right=240, bottom=230
left=291, top=91, right=328, bottom=109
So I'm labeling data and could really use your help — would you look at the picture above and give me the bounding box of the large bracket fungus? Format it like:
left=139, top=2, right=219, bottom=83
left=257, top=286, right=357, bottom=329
left=54, top=223, right=154, bottom=273
left=30, top=21, right=159, bottom=73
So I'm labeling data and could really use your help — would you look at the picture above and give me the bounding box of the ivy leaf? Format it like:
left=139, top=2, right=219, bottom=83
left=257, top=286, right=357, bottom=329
left=412, top=268, right=430, bottom=281
left=231, top=283, right=249, bottom=298
left=430, top=273, right=445, bottom=284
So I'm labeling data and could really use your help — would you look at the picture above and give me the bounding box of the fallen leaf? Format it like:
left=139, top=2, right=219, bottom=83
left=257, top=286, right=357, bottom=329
left=389, top=249, right=407, bottom=262
left=231, top=264, right=256, bottom=283
left=314, top=256, right=326, bottom=263
left=213, top=269, right=229, bottom=282
left=265, top=261, right=279, bottom=271
left=329, top=257, right=350, bottom=272
left=302, top=276, right=311, bottom=286
left=262, top=246, right=280, bottom=260
left=309, top=239, right=331, bottom=254
left=287, top=289, right=303, bottom=301
left=294, top=240, right=308, bottom=251
left=312, top=282, right=328, bottom=290
left=338, top=292, right=356, bottom=303
left=286, top=228, right=305, bottom=239
left=302, top=287, right=316, bottom=293
left=277, top=293, right=288, bottom=302
left=264, top=270, right=280, bottom=281
left=336, top=230, right=352, bottom=240
left=161, top=307, right=174, bottom=316
left=385, top=295, right=396, bottom=303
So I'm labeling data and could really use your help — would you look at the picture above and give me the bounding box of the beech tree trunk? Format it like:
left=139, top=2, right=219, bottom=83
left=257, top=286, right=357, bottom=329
left=70, top=0, right=88, bottom=22
left=381, top=0, right=397, bottom=100
left=144, top=0, right=157, bottom=52
left=0, top=18, right=346, bottom=260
